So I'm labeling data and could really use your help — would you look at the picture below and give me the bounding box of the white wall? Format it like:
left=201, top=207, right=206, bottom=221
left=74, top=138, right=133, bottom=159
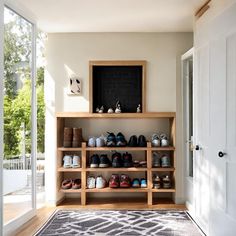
left=45, top=32, right=193, bottom=204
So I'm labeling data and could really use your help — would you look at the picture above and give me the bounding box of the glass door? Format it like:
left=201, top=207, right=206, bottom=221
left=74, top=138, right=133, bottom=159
left=2, top=6, right=37, bottom=234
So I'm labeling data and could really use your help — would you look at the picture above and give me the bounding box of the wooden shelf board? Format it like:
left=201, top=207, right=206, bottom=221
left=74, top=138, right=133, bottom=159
left=56, top=112, right=176, bottom=119
left=60, top=189, right=81, bottom=193
left=151, top=168, right=175, bottom=172
left=58, top=167, right=82, bottom=172
left=86, top=187, right=148, bottom=193
left=152, top=188, right=176, bottom=193
left=86, top=167, right=147, bottom=172
left=58, top=147, right=82, bottom=151
left=150, top=147, right=175, bottom=151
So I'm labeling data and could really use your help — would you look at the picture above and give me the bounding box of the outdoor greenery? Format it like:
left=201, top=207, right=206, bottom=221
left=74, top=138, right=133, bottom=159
left=4, top=9, right=45, bottom=158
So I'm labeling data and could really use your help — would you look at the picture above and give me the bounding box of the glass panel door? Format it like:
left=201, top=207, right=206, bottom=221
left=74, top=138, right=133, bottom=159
left=3, top=6, right=36, bottom=227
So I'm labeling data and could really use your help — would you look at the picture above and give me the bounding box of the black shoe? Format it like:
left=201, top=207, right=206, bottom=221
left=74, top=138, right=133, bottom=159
left=138, top=135, right=147, bottom=147
left=90, top=154, right=100, bottom=168
left=99, top=154, right=111, bottom=168
left=112, top=152, right=123, bottom=168
left=116, top=132, right=127, bottom=147
left=106, top=132, right=116, bottom=147
left=123, top=152, right=133, bottom=167
left=128, top=135, right=138, bottom=147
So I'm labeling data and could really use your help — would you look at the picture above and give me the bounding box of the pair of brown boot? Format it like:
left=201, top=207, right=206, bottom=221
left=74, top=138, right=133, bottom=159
left=63, top=127, right=82, bottom=147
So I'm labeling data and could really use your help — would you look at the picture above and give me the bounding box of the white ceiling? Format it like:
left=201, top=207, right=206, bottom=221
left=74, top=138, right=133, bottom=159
left=13, top=0, right=205, bottom=33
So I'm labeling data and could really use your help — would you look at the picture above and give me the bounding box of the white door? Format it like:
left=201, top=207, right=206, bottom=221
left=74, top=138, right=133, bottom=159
left=194, top=2, right=236, bottom=236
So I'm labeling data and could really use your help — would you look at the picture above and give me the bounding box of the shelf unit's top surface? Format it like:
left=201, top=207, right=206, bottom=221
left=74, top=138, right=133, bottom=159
left=56, top=112, right=176, bottom=118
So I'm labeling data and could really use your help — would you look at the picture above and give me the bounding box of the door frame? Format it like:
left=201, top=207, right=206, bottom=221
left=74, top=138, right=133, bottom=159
left=1, top=2, right=37, bottom=235
left=181, top=48, right=195, bottom=214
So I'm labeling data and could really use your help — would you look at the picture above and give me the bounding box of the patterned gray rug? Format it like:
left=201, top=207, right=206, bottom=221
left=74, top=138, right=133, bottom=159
left=35, top=210, right=203, bottom=236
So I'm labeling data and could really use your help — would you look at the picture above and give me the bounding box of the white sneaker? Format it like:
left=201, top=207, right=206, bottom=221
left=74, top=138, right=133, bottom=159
left=72, top=155, right=81, bottom=168
left=63, top=155, right=72, bottom=168
left=87, top=176, right=96, bottom=189
left=88, top=137, right=96, bottom=147
left=151, top=133, right=161, bottom=147
left=96, top=136, right=105, bottom=147
left=96, top=176, right=107, bottom=189
left=160, top=133, right=169, bottom=146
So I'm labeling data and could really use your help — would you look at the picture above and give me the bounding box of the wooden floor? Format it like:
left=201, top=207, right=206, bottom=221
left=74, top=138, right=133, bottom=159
left=16, top=199, right=186, bottom=236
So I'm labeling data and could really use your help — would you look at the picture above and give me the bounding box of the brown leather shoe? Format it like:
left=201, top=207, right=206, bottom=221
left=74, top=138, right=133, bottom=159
left=72, top=127, right=82, bottom=147
left=63, top=127, right=73, bottom=147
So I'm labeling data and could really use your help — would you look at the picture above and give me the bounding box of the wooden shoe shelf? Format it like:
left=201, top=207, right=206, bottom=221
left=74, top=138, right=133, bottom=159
left=56, top=112, right=176, bottom=206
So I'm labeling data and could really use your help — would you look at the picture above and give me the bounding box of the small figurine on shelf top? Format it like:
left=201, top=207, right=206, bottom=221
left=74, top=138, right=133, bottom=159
left=107, top=108, right=114, bottom=113
left=115, top=101, right=122, bottom=113
left=136, top=104, right=141, bottom=113
left=98, top=106, right=104, bottom=113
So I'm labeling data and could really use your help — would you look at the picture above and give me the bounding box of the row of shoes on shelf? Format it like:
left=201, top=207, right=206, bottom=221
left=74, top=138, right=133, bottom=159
left=153, top=175, right=172, bottom=189
left=88, top=132, right=147, bottom=147
left=151, top=133, right=169, bottom=147
left=90, top=152, right=147, bottom=168
left=62, top=152, right=171, bottom=169
left=61, top=179, right=81, bottom=189
left=87, top=174, right=147, bottom=189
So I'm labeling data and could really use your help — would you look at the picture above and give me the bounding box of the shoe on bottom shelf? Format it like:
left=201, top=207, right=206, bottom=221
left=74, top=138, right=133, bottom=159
left=61, top=179, right=72, bottom=189
left=96, top=176, right=107, bottom=189
left=63, top=155, right=72, bottom=168
left=163, top=175, right=171, bottom=189
left=72, top=155, right=81, bottom=168
left=153, top=175, right=161, bottom=189
left=99, top=154, right=111, bottom=168
left=87, top=176, right=96, bottom=189
left=120, top=174, right=131, bottom=188
left=140, top=178, right=147, bottom=188
left=109, top=174, right=120, bottom=188
left=72, top=179, right=81, bottom=189
left=132, top=178, right=140, bottom=188
left=90, top=154, right=100, bottom=168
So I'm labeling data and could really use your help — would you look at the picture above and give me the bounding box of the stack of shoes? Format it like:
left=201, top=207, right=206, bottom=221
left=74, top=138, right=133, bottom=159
left=109, top=174, right=131, bottom=188
left=122, top=152, right=133, bottom=167
left=61, top=179, right=81, bottom=189
left=63, top=155, right=81, bottom=168
left=90, top=154, right=111, bottom=168
left=87, top=175, right=107, bottom=189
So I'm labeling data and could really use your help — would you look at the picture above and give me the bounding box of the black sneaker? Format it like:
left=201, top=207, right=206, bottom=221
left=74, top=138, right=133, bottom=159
left=112, top=152, right=123, bottom=168
left=138, top=135, right=147, bottom=147
left=99, top=154, right=111, bottom=168
left=90, top=154, right=100, bottom=168
left=106, top=132, right=116, bottom=147
left=123, top=152, right=133, bottom=167
left=116, top=132, right=127, bottom=147
left=128, top=135, right=138, bottom=147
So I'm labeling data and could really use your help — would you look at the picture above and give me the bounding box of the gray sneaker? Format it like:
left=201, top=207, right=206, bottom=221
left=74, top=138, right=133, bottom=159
left=152, top=152, right=161, bottom=167
left=163, top=175, right=171, bottom=189
left=63, top=155, right=72, bottom=168
left=161, top=154, right=171, bottom=167
left=72, top=155, right=81, bottom=168
left=151, top=134, right=161, bottom=147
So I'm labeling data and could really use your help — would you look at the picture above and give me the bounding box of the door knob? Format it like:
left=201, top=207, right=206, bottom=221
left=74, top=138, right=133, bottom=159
left=195, top=145, right=200, bottom=151
left=218, top=151, right=226, bottom=158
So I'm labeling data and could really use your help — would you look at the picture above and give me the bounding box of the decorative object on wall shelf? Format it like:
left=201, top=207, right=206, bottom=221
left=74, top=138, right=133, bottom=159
left=107, top=108, right=114, bottom=113
left=137, top=104, right=141, bottom=113
left=68, top=76, right=81, bottom=95
left=115, top=101, right=122, bottom=113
